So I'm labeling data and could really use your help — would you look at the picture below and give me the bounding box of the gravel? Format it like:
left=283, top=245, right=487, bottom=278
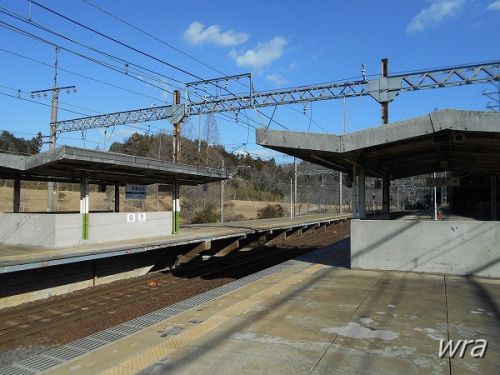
left=0, top=221, right=349, bottom=367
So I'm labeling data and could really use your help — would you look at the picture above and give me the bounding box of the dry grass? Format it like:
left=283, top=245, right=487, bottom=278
left=0, top=187, right=172, bottom=213
left=0, top=187, right=289, bottom=219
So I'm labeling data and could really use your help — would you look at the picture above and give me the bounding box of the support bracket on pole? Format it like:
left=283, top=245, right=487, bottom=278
left=367, top=77, right=402, bottom=103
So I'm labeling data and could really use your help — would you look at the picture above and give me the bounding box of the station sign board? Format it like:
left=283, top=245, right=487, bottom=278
left=125, top=184, right=147, bottom=199
left=425, top=176, right=460, bottom=187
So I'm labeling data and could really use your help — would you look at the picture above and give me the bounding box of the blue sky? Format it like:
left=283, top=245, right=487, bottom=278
left=0, top=0, right=499, bottom=162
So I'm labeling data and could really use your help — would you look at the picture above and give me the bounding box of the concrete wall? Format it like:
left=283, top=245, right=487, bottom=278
left=351, top=220, right=500, bottom=278
left=0, top=213, right=56, bottom=247
left=0, top=249, right=164, bottom=308
left=0, top=211, right=172, bottom=248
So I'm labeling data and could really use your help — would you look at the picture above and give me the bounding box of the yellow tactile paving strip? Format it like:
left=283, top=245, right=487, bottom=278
left=46, top=262, right=325, bottom=375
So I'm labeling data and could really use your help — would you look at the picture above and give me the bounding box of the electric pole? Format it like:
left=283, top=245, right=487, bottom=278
left=381, top=58, right=389, bottom=124
left=198, top=113, right=202, bottom=153
left=31, top=46, right=76, bottom=212
left=173, top=90, right=181, bottom=163
left=220, top=159, right=225, bottom=223
left=339, top=95, right=347, bottom=214
left=293, top=157, right=298, bottom=217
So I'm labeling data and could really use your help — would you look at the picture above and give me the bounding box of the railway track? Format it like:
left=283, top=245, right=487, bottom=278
left=0, top=246, right=308, bottom=349
left=0, top=219, right=350, bottom=353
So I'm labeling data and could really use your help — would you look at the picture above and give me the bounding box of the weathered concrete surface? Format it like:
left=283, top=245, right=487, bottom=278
left=0, top=145, right=227, bottom=185
left=0, top=211, right=173, bottom=247
left=351, top=220, right=500, bottom=278
left=41, top=246, right=500, bottom=375
left=0, top=214, right=347, bottom=308
left=0, top=213, right=347, bottom=273
left=256, top=109, right=500, bottom=178
left=0, top=258, right=154, bottom=309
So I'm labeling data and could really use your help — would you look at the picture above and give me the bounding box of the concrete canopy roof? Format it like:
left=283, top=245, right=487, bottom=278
left=256, top=109, right=500, bottom=179
left=0, top=146, right=227, bottom=185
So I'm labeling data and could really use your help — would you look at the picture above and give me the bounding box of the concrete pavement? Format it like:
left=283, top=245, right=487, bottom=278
left=41, top=244, right=500, bottom=375
left=0, top=213, right=348, bottom=273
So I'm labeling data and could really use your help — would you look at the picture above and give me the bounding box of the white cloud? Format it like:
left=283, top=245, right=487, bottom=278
left=183, top=21, right=248, bottom=47
left=265, top=73, right=288, bottom=86
left=487, top=0, right=500, bottom=10
left=406, top=0, right=468, bottom=34
left=230, top=37, right=287, bottom=70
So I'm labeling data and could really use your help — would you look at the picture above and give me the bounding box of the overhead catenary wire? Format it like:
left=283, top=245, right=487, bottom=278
left=0, top=47, right=169, bottom=103
left=0, top=83, right=101, bottom=114
left=0, top=90, right=88, bottom=116
left=81, top=0, right=229, bottom=78
left=0, top=20, right=175, bottom=95
left=0, top=4, right=283, bottom=153
left=30, top=0, right=205, bottom=82
left=0, top=47, right=260, bottom=133
left=80, top=0, right=321, bottom=132
left=0, top=127, right=106, bottom=147
left=0, top=87, right=258, bottom=154
left=28, top=1, right=289, bottom=131
left=0, top=17, right=265, bottom=132
left=0, top=5, right=184, bottom=88
left=0, top=85, right=170, bottom=138
left=0, top=48, right=262, bottom=139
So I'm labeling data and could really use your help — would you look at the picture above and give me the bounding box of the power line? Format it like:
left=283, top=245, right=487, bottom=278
left=0, top=83, right=101, bottom=114
left=0, top=5, right=183, bottom=88
left=0, top=48, right=260, bottom=135
left=82, top=1, right=313, bottom=132
left=0, top=90, right=88, bottom=116
left=0, top=21, right=263, bottom=132
left=80, top=1, right=324, bottom=131
left=0, top=47, right=167, bottom=103
left=0, top=87, right=167, bottom=136
left=28, top=1, right=288, bottom=131
left=0, top=19, right=173, bottom=94
left=0, top=127, right=107, bottom=147
left=31, top=0, right=203, bottom=82
left=81, top=0, right=229, bottom=78
left=0, top=11, right=269, bottom=138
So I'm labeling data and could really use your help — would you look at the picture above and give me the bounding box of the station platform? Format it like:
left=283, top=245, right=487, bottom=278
left=0, top=214, right=348, bottom=274
left=5, top=241, right=499, bottom=375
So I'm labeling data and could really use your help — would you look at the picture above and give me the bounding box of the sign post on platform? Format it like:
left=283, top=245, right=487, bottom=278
left=125, top=184, right=147, bottom=199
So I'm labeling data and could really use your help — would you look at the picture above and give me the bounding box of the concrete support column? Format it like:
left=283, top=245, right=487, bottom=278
left=382, top=176, right=390, bottom=216
left=339, top=172, right=343, bottom=214
left=13, top=177, right=21, bottom=213
left=172, top=180, right=180, bottom=234
left=448, top=186, right=453, bottom=213
left=114, top=182, right=120, bottom=213
left=359, top=167, right=366, bottom=219
left=220, top=180, right=224, bottom=223
left=492, top=175, right=497, bottom=221
left=352, top=166, right=359, bottom=218
left=80, top=173, right=89, bottom=240
left=220, top=160, right=225, bottom=223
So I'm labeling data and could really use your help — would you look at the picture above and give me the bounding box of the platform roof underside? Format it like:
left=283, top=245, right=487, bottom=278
left=257, top=110, right=500, bottom=179
left=0, top=146, right=227, bottom=185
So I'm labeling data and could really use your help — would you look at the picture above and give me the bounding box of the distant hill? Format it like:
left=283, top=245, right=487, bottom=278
left=0, top=131, right=43, bottom=155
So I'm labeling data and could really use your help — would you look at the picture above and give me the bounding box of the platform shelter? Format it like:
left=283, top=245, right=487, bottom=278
left=0, top=146, right=227, bottom=247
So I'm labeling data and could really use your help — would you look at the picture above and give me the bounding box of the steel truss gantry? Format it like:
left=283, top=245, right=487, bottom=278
left=54, top=59, right=500, bottom=134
